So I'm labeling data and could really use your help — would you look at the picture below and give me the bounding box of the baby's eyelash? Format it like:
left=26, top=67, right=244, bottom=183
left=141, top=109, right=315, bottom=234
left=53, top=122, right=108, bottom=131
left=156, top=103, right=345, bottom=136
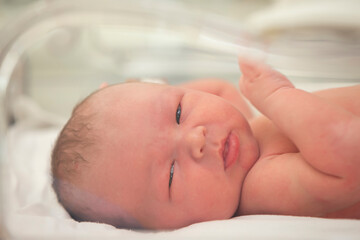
left=176, top=104, right=181, bottom=124
left=169, top=161, right=175, bottom=188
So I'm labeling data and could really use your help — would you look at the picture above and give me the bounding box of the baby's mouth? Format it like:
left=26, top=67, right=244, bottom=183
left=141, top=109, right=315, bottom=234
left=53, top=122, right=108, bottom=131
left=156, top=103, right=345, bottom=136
left=221, top=131, right=240, bottom=170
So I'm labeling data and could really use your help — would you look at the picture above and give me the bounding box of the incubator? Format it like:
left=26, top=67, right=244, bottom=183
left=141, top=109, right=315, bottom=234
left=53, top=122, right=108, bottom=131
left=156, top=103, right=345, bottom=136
left=0, top=0, right=359, bottom=239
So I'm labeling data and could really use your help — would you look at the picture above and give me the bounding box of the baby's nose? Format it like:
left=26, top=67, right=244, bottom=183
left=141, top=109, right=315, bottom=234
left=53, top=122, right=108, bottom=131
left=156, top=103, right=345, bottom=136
left=184, top=126, right=207, bottom=160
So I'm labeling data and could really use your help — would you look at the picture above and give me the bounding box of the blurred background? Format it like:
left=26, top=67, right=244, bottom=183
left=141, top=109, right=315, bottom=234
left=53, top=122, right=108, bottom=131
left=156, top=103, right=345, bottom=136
left=0, top=0, right=270, bottom=24
left=0, top=0, right=359, bottom=122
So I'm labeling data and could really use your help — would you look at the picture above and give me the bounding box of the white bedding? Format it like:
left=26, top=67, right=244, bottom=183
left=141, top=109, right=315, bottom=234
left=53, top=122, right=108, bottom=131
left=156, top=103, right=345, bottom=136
left=2, top=96, right=360, bottom=240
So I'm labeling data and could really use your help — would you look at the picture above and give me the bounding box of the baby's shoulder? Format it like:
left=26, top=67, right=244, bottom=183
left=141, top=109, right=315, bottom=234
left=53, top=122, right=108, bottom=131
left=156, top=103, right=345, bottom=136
left=239, top=150, right=359, bottom=218
left=238, top=152, right=314, bottom=215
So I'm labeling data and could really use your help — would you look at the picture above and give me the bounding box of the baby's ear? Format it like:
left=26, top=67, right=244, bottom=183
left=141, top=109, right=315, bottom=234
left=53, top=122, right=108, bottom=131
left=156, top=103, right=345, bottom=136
left=99, top=82, right=108, bottom=89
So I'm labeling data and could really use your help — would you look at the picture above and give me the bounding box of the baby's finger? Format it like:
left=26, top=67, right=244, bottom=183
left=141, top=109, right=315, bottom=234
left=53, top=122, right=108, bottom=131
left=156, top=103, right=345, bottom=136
left=238, top=58, right=294, bottom=110
left=238, top=57, right=263, bottom=82
left=238, top=57, right=267, bottom=100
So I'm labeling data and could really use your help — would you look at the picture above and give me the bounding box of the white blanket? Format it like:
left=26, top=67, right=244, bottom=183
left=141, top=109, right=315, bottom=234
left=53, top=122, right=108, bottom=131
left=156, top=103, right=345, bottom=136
left=2, top=97, right=360, bottom=240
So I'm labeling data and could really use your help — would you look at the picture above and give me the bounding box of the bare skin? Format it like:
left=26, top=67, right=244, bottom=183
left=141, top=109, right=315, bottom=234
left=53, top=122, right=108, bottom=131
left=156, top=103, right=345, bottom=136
left=236, top=59, right=360, bottom=219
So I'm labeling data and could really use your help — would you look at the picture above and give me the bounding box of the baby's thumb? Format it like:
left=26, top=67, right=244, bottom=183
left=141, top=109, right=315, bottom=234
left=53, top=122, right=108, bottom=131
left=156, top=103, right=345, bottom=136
left=238, top=58, right=260, bottom=98
left=238, top=57, right=289, bottom=83
left=238, top=57, right=295, bottom=103
left=238, top=57, right=270, bottom=81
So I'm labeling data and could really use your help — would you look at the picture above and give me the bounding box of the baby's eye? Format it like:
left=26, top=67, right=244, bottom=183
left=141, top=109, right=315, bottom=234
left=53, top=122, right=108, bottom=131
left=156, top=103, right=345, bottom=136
left=176, top=104, right=181, bottom=124
left=169, top=161, right=175, bottom=188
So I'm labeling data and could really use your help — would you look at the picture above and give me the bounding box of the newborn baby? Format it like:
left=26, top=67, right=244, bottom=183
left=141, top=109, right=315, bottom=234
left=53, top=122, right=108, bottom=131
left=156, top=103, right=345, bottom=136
left=51, top=58, right=360, bottom=229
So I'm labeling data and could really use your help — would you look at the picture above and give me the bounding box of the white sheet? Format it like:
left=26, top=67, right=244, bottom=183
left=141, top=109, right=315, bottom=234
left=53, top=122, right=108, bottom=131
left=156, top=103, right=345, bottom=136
left=2, top=96, right=360, bottom=240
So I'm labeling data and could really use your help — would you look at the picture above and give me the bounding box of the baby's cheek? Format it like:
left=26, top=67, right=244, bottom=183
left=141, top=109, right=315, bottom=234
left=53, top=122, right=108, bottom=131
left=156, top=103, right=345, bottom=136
left=195, top=173, right=236, bottom=217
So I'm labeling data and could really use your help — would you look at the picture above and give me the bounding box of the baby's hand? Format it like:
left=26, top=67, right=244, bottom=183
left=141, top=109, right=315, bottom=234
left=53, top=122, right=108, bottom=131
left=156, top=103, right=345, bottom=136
left=238, top=58, right=294, bottom=112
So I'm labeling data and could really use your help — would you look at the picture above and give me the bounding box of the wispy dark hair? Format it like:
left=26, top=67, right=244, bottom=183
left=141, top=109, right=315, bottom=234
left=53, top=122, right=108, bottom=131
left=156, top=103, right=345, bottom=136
left=51, top=92, right=98, bottom=221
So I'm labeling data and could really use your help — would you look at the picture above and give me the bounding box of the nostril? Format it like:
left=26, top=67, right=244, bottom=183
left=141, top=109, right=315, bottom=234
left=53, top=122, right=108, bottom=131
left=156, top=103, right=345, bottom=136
left=202, top=127, right=207, bottom=136
left=187, top=126, right=207, bottom=159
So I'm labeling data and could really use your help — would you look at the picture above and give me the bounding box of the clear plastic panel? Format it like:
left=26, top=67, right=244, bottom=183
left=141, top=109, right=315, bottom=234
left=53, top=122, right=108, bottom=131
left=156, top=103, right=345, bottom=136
left=0, top=0, right=255, bottom=129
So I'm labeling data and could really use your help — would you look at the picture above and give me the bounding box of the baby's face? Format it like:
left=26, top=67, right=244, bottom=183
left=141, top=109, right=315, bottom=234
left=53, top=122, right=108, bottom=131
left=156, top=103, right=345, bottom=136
left=83, top=82, right=259, bottom=229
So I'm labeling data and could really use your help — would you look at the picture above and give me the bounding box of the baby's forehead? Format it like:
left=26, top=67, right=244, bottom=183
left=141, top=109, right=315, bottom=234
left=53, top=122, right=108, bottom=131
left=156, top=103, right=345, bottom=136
left=92, top=81, right=174, bottom=141
left=93, top=82, right=172, bottom=103
left=95, top=82, right=158, bottom=96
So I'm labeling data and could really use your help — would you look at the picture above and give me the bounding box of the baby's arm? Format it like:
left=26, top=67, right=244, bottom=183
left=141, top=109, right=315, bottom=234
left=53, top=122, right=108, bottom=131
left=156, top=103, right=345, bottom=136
left=239, top=59, right=360, bottom=207
left=180, top=79, right=253, bottom=119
